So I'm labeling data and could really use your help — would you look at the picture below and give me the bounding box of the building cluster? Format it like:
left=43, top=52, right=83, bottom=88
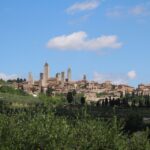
left=136, top=84, right=150, bottom=96
left=13, top=63, right=150, bottom=102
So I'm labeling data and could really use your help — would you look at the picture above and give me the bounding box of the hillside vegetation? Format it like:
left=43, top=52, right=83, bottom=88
left=0, top=85, right=150, bottom=149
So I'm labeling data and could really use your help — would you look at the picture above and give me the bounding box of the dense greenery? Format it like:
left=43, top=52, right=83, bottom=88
left=0, top=86, right=28, bottom=96
left=0, top=86, right=150, bottom=149
left=0, top=110, right=150, bottom=150
left=95, top=96, right=150, bottom=108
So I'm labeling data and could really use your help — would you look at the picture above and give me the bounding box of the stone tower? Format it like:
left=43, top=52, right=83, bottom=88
left=40, top=73, right=44, bottom=87
left=83, top=74, right=87, bottom=81
left=28, top=72, right=34, bottom=86
left=43, top=62, right=50, bottom=86
left=67, top=68, right=72, bottom=82
left=56, top=73, right=61, bottom=81
left=61, top=72, right=65, bottom=87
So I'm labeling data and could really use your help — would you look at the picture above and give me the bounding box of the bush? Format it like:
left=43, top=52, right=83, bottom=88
left=0, top=111, right=150, bottom=149
left=124, top=113, right=145, bottom=133
left=0, top=86, right=28, bottom=96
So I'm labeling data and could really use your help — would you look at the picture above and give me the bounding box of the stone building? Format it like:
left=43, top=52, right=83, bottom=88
left=136, top=84, right=150, bottom=96
left=67, top=68, right=72, bottom=82
left=16, top=62, right=137, bottom=101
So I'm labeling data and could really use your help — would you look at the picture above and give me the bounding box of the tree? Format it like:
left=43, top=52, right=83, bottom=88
left=116, top=98, right=121, bottom=106
left=72, top=89, right=77, bottom=96
left=104, top=98, right=108, bottom=107
left=80, top=97, right=86, bottom=105
left=131, top=92, right=135, bottom=98
left=131, top=99, right=136, bottom=107
left=96, top=101, right=100, bottom=107
left=46, top=87, right=54, bottom=96
left=139, top=99, right=143, bottom=107
left=67, top=92, right=74, bottom=104
left=145, top=95, right=150, bottom=107
left=122, top=98, right=128, bottom=107
left=124, top=113, right=144, bottom=133
left=16, top=78, right=20, bottom=83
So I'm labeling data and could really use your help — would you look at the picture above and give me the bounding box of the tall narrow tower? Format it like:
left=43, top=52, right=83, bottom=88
left=28, top=72, right=34, bottom=86
left=61, top=72, right=65, bottom=87
left=83, top=74, right=87, bottom=81
left=43, top=62, right=50, bottom=86
left=67, top=68, right=72, bottom=82
left=56, top=73, right=61, bottom=81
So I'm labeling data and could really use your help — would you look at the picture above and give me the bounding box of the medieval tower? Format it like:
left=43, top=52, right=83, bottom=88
left=61, top=72, right=65, bottom=87
left=28, top=72, right=34, bottom=86
left=67, top=68, right=72, bottom=82
left=43, top=62, right=50, bottom=87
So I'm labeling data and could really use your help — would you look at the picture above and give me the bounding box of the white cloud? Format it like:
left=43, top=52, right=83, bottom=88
left=127, top=70, right=136, bottom=79
left=0, top=73, right=18, bottom=81
left=106, top=7, right=124, bottom=18
left=66, top=0, right=100, bottom=14
left=94, top=70, right=137, bottom=85
left=106, top=3, right=150, bottom=19
left=130, top=5, right=146, bottom=16
left=47, top=31, right=122, bottom=51
left=93, top=72, right=128, bottom=85
left=69, top=13, right=93, bottom=25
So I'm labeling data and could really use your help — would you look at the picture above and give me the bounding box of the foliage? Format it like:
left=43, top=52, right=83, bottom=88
left=0, top=79, right=6, bottom=84
left=46, top=87, right=54, bottom=96
left=39, top=93, right=66, bottom=106
left=80, top=96, right=86, bottom=105
left=67, top=92, right=74, bottom=104
left=0, top=110, right=150, bottom=149
left=0, top=90, right=150, bottom=149
left=0, top=86, right=28, bottom=96
left=124, top=113, right=144, bottom=133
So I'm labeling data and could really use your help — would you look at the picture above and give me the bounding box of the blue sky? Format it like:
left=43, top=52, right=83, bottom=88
left=0, top=0, right=150, bottom=87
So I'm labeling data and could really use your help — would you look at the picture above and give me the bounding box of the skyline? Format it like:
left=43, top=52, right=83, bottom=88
left=0, top=0, right=150, bottom=86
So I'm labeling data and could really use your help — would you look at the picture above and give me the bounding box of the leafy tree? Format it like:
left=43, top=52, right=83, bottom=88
left=67, top=92, right=74, bottom=103
left=72, top=89, right=77, bottom=96
left=124, top=113, right=144, bottom=133
left=0, top=86, right=27, bottom=96
left=131, top=99, right=136, bottom=107
left=104, top=98, right=108, bottom=106
left=96, top=101, right=100, bottom=107
left=80, top=97, right=86, bottom=105
left=122, top=98, right=128, bottom=107
left=132, top=92, right=135, bottom=98
left=46, top=87, right=54, bottom=96
left=101, top=100, right=105, bottom=107
left=139, top=99, right=143, bottom=107
left=145, top=95, right=150, bottom=107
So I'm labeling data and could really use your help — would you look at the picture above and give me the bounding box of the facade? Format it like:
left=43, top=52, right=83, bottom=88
left=136, top=84, right=150, bottom=96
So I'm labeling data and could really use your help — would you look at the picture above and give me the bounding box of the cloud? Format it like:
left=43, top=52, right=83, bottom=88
left=47, top=31, right=122, bottom=51
left=129, top=5, right=150, bottom=16
left=127, top=70, right=136, bottom=79
left=130, top=5, right=146, bottom=15
left=66, top=0, right=100, bottom=14
left=94, top=70, right=137, bottom=85
left=106, top=7, right=124, bottom=18
left=68, top=13, right=93, bottom=25
left=0, top=73, right=18, bottom=81
left=93, top=72, right=128, bottom=85
left=106, top=4, right=150, bottom=19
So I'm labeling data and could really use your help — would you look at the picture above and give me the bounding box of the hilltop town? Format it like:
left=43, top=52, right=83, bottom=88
left=5, top=62, right=149, bottom=103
